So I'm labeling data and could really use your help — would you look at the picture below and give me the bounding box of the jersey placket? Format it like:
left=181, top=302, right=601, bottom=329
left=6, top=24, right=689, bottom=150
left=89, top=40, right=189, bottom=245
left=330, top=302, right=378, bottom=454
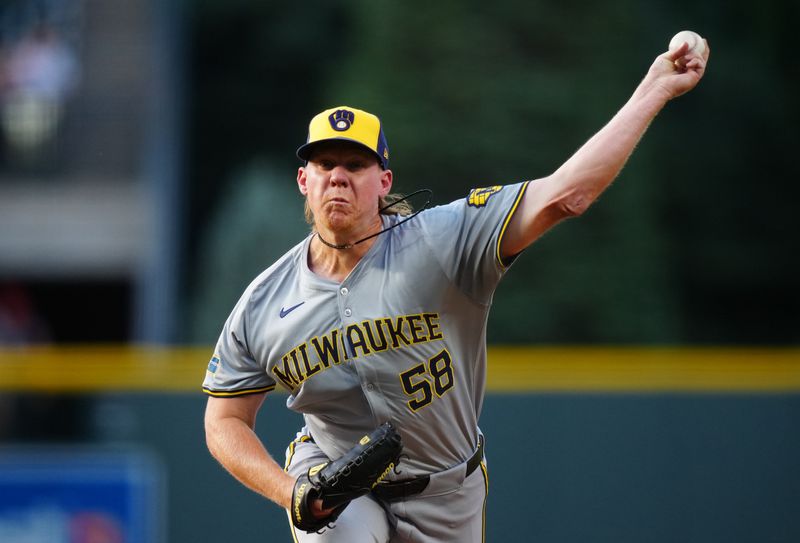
left=338, top=281, right=392, bottom=423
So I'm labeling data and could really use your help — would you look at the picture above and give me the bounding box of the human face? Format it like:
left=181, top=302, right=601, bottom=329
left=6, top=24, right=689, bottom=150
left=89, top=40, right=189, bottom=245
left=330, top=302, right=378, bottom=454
left=298, top=143, right=393, bottom=234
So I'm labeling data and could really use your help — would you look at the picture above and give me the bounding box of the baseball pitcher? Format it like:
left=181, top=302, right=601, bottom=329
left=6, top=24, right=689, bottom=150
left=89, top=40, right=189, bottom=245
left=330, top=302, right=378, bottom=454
left=203, top=38, right=709, bottom=542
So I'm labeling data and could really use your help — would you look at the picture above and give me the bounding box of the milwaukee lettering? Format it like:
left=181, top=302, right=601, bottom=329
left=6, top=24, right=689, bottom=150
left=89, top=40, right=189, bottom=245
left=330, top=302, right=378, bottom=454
left=272, top=313, right=444, bottom=390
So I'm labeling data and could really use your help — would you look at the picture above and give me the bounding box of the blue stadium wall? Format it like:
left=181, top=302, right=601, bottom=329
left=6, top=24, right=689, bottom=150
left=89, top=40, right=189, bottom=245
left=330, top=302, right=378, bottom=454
left=1, top=347, right=798, bottom=542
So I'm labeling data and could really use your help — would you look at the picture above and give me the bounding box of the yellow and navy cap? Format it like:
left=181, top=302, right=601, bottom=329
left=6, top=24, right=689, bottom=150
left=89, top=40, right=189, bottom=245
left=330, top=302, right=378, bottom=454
left=296, top=106, right=390, bottom=169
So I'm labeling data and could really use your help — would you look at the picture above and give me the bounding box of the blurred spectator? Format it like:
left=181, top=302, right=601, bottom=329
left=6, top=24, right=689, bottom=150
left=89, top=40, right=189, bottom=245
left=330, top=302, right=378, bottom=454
left=0, top=21, right=79, bottom=166
left=0, top=282, right=50, bottom=344
left=0, top=283, right=75, bottom=444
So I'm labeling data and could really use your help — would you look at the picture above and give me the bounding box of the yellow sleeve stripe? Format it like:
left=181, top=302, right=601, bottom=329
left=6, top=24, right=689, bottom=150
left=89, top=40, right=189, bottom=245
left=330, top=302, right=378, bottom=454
left=202, top=384, right=276, bottom=397
left=495, top=181, right=530, bottom=270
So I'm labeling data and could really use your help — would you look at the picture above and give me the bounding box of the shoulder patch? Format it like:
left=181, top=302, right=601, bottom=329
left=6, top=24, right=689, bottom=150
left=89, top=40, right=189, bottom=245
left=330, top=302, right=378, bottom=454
left=467, top=186, right=503, bottom=208
left=207, top=355, right=220, bottom=375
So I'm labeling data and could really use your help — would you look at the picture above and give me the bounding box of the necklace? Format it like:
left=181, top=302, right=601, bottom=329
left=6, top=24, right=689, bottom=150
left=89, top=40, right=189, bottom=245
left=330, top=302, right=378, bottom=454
left=315, top=189, right=432, bottom=250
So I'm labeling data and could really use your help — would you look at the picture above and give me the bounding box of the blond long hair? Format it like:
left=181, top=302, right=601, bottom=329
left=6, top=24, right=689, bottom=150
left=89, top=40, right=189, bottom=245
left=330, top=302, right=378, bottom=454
left=304, top=193, right=413, bottom=225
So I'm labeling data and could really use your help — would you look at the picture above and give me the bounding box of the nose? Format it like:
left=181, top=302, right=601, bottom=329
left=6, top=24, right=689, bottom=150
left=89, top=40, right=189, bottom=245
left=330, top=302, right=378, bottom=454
left=329, top=165, right=349, bottom=186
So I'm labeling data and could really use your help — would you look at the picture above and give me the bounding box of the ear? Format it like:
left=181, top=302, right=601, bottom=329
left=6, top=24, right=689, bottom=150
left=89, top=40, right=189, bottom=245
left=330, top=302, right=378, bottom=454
left=379, top=169, right=393, bottom=197
left=297, top=167, right=308, bottom=195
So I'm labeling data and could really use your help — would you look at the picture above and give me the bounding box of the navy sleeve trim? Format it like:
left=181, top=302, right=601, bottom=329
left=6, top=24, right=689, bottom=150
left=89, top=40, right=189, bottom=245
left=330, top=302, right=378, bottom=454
left=202, top=384, right=276, bottom=397
left=495, top=181, right=530, bottom=269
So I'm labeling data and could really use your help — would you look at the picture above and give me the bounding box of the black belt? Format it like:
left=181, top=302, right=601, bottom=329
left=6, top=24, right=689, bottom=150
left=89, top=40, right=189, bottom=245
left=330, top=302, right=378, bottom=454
left=372, top=435, right=484, bottom=502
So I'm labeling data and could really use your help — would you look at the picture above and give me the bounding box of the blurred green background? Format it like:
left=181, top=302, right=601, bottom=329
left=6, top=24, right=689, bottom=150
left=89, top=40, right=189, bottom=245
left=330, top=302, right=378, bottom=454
left=185, top=0, right=798, bottom=346
left=0, top=0, right=798, bottom=542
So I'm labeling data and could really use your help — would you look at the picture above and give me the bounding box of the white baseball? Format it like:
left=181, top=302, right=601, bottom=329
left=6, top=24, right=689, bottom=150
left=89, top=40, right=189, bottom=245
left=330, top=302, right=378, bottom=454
left=669, top=30, right=706, bottom=55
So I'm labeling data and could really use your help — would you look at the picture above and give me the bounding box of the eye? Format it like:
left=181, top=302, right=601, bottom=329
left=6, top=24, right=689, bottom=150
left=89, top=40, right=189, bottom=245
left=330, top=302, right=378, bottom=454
left=346, top=160, right=366, bottom=171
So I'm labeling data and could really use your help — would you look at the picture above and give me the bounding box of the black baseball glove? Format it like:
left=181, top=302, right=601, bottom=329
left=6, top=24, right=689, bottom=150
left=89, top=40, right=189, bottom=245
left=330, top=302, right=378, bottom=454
left=290, top=421, right=403, bottom=533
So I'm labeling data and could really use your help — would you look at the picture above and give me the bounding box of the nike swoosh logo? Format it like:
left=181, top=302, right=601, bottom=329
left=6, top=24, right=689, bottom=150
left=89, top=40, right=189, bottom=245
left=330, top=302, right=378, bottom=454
left=279, top=301, right=305, bottom=318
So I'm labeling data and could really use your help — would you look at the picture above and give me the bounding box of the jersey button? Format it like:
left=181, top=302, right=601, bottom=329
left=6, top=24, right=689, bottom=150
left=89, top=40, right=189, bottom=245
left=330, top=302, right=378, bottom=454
left=340, top=287, right=349, bottom=296
left=344, top=308, right=352, bottom=317
left=366, top=383, right=374, bottom=391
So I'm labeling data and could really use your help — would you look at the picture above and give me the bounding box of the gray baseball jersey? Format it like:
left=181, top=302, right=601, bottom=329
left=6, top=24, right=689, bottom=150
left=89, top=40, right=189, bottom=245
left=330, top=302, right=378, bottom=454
left=203, top=181, right=529, bottom=478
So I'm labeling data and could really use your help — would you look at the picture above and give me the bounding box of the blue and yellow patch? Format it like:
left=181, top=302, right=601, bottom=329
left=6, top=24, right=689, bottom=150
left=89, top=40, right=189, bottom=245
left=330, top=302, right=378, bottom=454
left=328, top=109, right=355, bottom=131
left=468, top=186, right=502, bottom=208
left=207, top=355, right=220, bottom=375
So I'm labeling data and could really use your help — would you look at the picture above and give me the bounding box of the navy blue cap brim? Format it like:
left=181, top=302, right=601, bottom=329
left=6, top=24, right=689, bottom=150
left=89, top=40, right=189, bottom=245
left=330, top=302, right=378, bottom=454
left=296, top=137, right=388, bottom=169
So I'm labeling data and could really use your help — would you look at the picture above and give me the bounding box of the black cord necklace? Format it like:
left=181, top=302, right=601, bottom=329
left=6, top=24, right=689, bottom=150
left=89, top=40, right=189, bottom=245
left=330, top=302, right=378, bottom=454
left=315, top=189, right=433, bottom=250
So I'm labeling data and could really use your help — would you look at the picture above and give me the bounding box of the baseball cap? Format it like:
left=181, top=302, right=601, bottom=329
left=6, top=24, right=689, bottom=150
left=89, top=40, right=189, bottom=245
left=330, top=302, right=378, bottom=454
left=296, top=106, right=390, bottom=169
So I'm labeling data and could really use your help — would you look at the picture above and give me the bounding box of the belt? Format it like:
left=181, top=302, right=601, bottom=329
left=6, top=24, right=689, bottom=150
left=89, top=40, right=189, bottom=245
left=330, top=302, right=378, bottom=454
left=372, top=435, right=484, bottom=502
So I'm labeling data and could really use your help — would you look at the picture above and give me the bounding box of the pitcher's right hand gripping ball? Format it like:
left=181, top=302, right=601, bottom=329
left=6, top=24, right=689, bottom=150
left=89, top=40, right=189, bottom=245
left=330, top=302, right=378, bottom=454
left=291, top=422, right=403, bottom=533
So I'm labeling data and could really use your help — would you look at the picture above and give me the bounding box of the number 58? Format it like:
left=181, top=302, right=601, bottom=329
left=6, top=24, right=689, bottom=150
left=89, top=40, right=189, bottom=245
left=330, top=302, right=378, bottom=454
left=399, top=349, right=454, bottom=412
